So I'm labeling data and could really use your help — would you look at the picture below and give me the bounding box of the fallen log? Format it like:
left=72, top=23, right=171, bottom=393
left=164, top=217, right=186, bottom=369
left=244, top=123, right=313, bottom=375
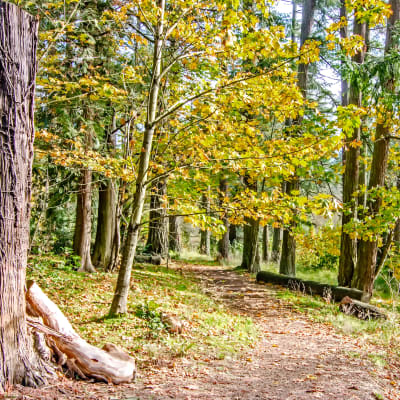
left=339, top=296, right=387, bottom=320
left=26, top=281, right=136, bottom=384
left=256, top=271, right=364, bottom=302
left=134, top=254, right=162, bottom=265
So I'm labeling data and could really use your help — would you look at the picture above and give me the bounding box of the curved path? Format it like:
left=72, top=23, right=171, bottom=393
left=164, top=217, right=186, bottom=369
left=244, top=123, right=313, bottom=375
left=11, top=264, right=399, bottom=400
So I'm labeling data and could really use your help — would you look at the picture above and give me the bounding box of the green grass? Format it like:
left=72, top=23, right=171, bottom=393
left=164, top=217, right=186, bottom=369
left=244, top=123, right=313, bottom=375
left=27, top=254, right=258, bottom=368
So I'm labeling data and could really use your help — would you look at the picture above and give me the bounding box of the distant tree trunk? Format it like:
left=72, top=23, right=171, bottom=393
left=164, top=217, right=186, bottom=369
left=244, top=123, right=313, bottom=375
left=199, top=191, right=211, bottom=255
left=241, top=217, right=261, bottom=273
left=352, top=0, right=399, bottom=298
left=271, top=227, right=281, bottom=262
left=262, top=225, right=269, bottom=262
left=338, top=16, right=367, bottom=287
left=240, top=176, right=260, bottom=272
left=92, top=180, right=117, bottom=269
left=280, top=0, right=316, bottom=276
left=217, top=177, right=230, bottom=260
left=169, top=215, right=182, bottom=253
left=229, top=224, right=237, bottom=244
left=0, top=3, right=45, bottom=388
left=73, top=168, right=95, bottom=273
left=146, top=178, right=168, bottom=256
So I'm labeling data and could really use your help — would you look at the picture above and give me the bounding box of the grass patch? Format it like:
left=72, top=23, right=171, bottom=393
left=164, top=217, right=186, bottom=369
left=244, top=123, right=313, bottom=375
left=27, top=254, right=258, bottom=368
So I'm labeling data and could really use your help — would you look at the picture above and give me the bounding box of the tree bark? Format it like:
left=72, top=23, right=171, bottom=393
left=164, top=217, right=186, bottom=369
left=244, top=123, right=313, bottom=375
left=110, top=1, right=165, bottom=315
left=262, top=225, right=269, bottom=262
left=73, top=169, right=95, bottom=273
left=271, top=227, right=281, bottom=262
left=217, top=177, right=230, bottom=260
left=0, top=3, right=45, bottom=388
left=169, top=215, right=182, bottom=253
left=241, top=217, right=261, bottom=273
left=352, top=0, right=399, bottom=298
left=92, top=180, right=117, bottom=269
left=229, top=224, right=237, bottom=245
left=146, top=178, right=168, bottom=256
left=199, top=192, right=211, bottom=255
left=338, top=17, right=367, bottom=287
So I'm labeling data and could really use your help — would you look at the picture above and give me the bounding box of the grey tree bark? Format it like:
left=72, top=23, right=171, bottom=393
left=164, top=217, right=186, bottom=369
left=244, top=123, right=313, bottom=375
left=199, top=191, right=211, bottom=255
left=169, top=215, right=182, bottom=253
left=217, top=177, right=230, bottom=260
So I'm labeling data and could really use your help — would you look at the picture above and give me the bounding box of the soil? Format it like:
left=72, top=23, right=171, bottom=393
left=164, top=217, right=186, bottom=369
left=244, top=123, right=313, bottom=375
left=4, top=264, right=400, bottom=400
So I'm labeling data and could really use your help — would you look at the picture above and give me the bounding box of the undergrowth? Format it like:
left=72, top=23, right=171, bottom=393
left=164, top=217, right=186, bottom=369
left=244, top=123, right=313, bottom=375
left=27, top=254, right=258, bottom=368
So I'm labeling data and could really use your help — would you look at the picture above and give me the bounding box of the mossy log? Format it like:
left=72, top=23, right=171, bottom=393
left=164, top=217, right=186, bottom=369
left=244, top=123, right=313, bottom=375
left=339, top=296, right=387, bottom=320
left=26, top=281, right=136, bottom=384
left=256, top=271, right=364, bottom=302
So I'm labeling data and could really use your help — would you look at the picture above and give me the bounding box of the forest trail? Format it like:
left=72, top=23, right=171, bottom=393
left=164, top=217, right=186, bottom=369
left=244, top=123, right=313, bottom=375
left=10, top=264, right=399, bottom=400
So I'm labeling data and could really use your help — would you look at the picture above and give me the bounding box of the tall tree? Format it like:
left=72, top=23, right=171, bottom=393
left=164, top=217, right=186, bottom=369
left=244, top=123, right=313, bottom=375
left=338, top=12, right=367, bottom=286
left=352, top=0, right=400, bottom=298
left=0, top=2, right=45, bottom=387
left=280, top=0, right=316, bottom=276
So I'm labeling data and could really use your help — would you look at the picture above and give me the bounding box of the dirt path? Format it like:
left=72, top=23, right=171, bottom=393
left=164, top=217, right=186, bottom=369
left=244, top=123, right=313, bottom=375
left=8, top=264, right=400, bottom=400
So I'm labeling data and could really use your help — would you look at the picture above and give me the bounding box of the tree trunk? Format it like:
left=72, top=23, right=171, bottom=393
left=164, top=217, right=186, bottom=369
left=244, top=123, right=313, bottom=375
left=73, top=169, right=95, bottom=273
left=217, top=177, right=230, bottom=260
left=352, top=0, right=399, bottom=298
left=199, top=192, right=211, bottom=255
left=241, top=217, right=261, bottom=273
left=0, top=3, right=45, bottom=388
left=280, top=0, right=316, bottom=276
left=262, top=225, right=269, bottom=262
left=229, top=224, right=237, bottom=244
left=338, top=16, right=367, bottom=287
left=271, top=227, right=281, bottom=262
left=92, top=180, right=117, bottom=269
left=110, top=2, right=165, bottom=315
left=146, top=178, right=168, bottom=256
left=169, top=215, right=182, bottom=253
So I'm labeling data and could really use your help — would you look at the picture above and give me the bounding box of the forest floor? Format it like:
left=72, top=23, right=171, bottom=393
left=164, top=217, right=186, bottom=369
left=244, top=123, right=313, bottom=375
left=6, top=262, right=400, bottom=400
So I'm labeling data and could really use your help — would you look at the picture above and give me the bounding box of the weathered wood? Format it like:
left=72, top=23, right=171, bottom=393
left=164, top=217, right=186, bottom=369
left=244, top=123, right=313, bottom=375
left=135, top=254, right=163, bottom=265
left=339, top=296, right=387, bottom=320
left=26, top=282, right=136, bottom=384
left=256, top=271, right=364, bottom=302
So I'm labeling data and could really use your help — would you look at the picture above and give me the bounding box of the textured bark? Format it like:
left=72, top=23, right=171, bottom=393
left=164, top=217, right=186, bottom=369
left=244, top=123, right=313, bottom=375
left=217, top=177, right=230, bottom=260
left=241, top=217, right=261, bottom=273
left=73, top=169, right=95, bottom=273
left=262, top=226, right=269, bottom=262
left=338, top=17, right=367, bottom=287
left=352, top=0, right=399, bottom=297
left=146, top=179, right=168, bottom=256
left=169, top=215, right=182, bottom=253
left=92, top=180, right=117, bottom=269
left=339, top=297, right=387, bottom=320
left=199, top=192, right=211, bottom=256
left=110, top=1, right=165, bottom=315
left=271, top=227, right=281, bottom=262
left=0, top=3, right=44, bottom=388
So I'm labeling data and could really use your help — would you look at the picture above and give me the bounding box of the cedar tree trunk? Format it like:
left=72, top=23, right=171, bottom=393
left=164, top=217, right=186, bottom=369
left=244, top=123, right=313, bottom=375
left=0, top=2, right=45, bottom=388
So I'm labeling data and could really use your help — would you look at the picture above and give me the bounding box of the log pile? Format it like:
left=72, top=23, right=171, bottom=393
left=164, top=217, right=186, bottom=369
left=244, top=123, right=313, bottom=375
left=26, top=281, right=136, bottom=384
